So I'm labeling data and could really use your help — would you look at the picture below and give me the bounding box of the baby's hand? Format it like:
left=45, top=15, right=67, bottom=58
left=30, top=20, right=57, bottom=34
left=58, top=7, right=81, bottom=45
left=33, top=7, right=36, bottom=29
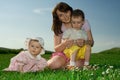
left=20, top=70, right=25, bottom=73
left=18, top=65, right=24, bottom=73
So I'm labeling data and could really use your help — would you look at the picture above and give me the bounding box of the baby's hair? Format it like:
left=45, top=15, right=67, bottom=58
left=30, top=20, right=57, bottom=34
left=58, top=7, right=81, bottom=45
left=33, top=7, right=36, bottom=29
left=29, top=39, right=42, bottom=48
left=72, top=9, right=85, bottom=21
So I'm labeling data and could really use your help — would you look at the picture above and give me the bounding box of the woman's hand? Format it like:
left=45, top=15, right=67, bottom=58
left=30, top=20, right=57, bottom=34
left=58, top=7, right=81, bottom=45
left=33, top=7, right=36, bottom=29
left=86, top=40, right=94, bottom=47
left=64, top=39, right=74, bottom=48
left=76, top=39, right=85, bottom=47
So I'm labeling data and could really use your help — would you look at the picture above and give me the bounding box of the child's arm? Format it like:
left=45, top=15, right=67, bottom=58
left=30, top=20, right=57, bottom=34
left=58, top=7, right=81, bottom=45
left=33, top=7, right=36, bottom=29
left=18, top=65, right=24, bottom=72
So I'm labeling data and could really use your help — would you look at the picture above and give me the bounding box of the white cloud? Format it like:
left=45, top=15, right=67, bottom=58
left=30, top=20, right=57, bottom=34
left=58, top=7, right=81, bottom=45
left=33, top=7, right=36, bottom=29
left=33, top=8, right=52, bottom=14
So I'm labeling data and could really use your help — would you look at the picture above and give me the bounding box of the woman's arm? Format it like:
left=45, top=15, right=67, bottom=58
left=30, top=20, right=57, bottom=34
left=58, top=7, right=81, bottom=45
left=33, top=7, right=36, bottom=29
left=86, top=30, right=94, bottom=47
left=76, top=20, right=94, bottom=47
left=54, top=34, right=73, bottom=52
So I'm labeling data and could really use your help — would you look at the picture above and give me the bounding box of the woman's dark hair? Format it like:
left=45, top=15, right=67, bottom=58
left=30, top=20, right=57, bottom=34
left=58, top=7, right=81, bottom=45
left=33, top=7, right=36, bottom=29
left=52, top=2, right=73, bottom=36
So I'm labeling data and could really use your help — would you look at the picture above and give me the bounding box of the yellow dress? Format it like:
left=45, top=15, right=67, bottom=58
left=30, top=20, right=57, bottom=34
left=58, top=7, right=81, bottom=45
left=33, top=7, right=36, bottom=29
left=64, top=45, right=86, bottom=60
left=62, top=28, right=87, bottom=60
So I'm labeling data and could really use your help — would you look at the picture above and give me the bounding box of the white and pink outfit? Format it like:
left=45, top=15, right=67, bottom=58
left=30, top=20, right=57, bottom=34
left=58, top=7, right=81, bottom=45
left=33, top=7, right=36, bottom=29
left=4, top=51, right=47, bottom=72
left=4, top=37, right=47, bottom=72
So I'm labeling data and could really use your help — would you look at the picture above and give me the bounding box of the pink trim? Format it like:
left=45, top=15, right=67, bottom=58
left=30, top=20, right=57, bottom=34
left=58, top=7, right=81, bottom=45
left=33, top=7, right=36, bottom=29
left=51, top=52, right=69, bottom=62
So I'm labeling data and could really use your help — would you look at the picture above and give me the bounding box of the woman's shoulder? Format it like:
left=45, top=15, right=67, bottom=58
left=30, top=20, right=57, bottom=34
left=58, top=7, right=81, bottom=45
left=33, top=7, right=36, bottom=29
left=82, top=19, right=91, bottom=31
left=84, top=19, right=89, bottom=26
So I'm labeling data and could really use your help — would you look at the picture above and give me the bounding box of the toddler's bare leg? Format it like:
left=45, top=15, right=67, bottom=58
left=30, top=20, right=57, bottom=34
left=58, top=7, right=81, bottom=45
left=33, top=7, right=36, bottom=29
left=84, top=45, right=91, bottom=65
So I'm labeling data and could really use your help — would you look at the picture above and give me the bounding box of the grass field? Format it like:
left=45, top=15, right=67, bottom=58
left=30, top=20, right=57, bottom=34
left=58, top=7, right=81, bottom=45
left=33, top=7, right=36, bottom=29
left=0, top=48, right=120, bottom=80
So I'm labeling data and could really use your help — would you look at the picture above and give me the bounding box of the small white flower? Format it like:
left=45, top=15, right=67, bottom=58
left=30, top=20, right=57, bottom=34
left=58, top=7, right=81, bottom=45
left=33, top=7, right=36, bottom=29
left=106, top=68, right=110, bottom=74
left=102, top=71, right=105, bottom=75
left=91, top=72, right=94, bottom=75
left=109, top=66, right=113, bottom=68
left=105, top=65, right=107, bottom=67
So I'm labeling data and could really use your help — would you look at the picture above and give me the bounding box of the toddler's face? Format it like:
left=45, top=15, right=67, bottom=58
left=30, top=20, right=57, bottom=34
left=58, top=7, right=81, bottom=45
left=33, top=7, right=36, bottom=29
left=28, top=40, right=42, bottom=56
left=71, top=16, right=84, bottom=30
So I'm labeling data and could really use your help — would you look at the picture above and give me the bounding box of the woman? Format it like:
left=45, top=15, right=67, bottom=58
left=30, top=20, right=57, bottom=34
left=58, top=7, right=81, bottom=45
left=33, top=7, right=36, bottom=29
left=47, top=2, right=94, bottom=69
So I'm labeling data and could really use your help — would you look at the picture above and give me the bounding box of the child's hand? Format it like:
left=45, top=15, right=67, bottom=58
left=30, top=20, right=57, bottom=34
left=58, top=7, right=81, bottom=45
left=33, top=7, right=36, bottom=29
left=18, top=65, right=24, bottom=73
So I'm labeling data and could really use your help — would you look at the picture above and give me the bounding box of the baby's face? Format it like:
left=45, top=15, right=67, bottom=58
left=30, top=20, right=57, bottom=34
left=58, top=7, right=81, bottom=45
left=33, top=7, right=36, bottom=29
left=71, top=16, right=84, bottom=30
left=28, top=40, right=42, bottom=56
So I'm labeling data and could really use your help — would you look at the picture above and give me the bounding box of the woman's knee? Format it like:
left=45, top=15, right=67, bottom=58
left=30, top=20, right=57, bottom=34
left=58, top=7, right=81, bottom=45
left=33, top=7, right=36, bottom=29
left=47, top=56, right=66, bottom=69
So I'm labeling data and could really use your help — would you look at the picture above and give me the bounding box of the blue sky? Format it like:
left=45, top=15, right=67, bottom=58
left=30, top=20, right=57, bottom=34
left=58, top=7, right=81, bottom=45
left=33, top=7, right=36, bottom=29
left=0, top=0, right=120, bottom=53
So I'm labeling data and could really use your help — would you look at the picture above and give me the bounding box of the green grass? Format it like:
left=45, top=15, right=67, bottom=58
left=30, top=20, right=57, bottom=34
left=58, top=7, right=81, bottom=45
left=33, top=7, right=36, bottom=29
left=0, top=47, right=120, bottom=80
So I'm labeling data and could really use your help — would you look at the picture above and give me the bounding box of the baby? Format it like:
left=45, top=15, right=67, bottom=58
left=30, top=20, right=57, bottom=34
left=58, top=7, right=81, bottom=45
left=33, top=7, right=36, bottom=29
left=3, top=37, right=47, bottom=72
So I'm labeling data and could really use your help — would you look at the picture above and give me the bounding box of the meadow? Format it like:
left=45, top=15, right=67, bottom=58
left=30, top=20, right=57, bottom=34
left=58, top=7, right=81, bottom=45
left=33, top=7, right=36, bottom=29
left=0, top=47, right=120, bottom=80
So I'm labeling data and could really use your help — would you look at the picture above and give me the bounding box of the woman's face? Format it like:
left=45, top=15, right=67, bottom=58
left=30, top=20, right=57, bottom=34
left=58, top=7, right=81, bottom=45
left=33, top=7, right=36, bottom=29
left=56, top=10, right=71, bottom=23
